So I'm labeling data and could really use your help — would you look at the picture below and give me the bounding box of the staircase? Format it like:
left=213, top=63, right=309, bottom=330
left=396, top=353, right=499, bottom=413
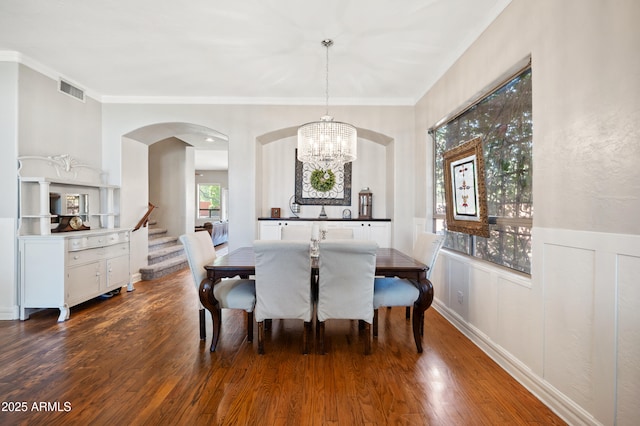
left=139, top=225, right=189, bottom=281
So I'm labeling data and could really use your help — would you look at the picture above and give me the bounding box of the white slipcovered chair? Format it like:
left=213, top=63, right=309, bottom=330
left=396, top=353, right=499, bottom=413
left=280, top=225, right=313, bottom=241
left=179, top=232, right=255, bottom=350
left=317, top=240, right=378, bottom=354
left=373, top=232, right=444, bottom=351
left=322, top=227, right=354, bottom=240
left=253, top=240, right=313, bottom=354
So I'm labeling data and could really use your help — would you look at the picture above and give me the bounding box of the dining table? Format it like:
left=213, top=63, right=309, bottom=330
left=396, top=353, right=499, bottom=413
left=199, top=247, right=433, bottom=353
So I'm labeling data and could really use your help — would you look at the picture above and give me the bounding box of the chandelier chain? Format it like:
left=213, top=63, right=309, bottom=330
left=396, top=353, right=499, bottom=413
left=323, top=39, right=332, bottom=116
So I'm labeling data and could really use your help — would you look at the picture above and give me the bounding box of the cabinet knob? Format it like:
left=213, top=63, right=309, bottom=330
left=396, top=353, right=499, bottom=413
left=73, top=255, right=79, bottom=260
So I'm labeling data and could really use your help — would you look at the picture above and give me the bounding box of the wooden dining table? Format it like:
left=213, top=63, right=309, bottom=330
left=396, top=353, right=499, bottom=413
left=199, top=247, right=433, bottom=353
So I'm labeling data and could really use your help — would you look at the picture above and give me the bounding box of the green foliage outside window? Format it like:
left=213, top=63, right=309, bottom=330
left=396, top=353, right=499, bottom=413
left=433, top=67, right=533, bottom=274
left=198, top=183, right=221, bottom=218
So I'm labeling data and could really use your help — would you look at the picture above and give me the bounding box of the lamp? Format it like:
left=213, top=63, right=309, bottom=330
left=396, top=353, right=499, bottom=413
left=297, top=39, right=357, bottom=171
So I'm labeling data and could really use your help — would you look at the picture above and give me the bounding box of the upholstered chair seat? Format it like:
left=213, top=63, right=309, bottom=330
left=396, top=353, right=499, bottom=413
left=372, top=232, right=444, bottom=351
left=179, top=232, right=255, bottom=351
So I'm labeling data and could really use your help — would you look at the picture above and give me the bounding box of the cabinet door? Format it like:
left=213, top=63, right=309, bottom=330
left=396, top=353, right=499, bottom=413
left=260, top=222, right=282, bottom=240
left=342, top=222, right=367, bottom=240
left=107, top=255, right=130, bottom=290
left=67, top=261, right=103, bottom=306
left=367, top=222, right=391, bottom=247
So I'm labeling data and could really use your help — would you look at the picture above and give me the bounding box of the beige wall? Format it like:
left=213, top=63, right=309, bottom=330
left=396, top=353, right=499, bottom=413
left=417, top=0, right=640, bottom=235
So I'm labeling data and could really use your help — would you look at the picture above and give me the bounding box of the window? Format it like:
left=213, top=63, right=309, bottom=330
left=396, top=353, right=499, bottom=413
left=433, top=66, right=532, bottom=274
left=198, top=183, right=221, bottom=219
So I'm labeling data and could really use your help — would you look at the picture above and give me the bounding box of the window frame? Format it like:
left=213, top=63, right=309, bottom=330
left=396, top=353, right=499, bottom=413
left=430, top=57, right=533, bottom=275
left=197, top=182, right=222, bottom=219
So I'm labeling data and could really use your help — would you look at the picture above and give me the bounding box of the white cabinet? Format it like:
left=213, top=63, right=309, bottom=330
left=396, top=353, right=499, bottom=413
left=19, top=229, right=131, bottom=321
left=259, top=219, right=391, bottom=247
left=259, top=220, right=313, bottom=240
left=341, top=221, right=391, bottom=247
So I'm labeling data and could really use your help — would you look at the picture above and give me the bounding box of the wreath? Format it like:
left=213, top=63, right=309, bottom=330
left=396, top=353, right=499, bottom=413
left=310, top=169, right=336, bottom=192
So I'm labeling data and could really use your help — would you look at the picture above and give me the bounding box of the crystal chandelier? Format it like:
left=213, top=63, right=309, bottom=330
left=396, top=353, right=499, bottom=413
left=297, top=39, right=357, bottom=170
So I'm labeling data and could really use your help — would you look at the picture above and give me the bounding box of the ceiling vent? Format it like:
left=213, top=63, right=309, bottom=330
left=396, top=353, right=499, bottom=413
left=59, top=79, right=85, bottom=102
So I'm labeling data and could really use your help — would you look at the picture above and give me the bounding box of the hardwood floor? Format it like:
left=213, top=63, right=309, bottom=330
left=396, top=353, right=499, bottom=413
left=0, top=269, right=565, bottom=425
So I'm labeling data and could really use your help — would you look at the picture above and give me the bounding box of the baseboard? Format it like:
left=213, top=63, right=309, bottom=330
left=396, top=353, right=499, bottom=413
left=0, top=305, right=19, bottom=320
left=432, top=299, right=601, bottom=426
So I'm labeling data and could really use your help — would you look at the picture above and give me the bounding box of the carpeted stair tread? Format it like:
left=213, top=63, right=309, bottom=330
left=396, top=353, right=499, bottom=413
left=140, top=255, right=188, bottom=281
left=148, top=244, right=185, bottom=264
left=148, top=227, right=168, bottom=238
left=148, top=236, right=179, bottom=249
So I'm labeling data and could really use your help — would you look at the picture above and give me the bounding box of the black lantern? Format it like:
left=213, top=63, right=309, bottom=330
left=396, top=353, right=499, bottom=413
left=358, top=187, right=373, bottom=219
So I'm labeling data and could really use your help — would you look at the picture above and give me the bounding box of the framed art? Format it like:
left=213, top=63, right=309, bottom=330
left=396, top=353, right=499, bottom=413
left=294, top=150, right=352, bottom=206
left=442, top=137, right=490, bottom=237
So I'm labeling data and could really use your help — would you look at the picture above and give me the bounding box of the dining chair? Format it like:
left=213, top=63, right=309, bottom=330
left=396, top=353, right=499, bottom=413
left=179, top=232, right=256, bottom=348
left=322, top=227, right=354, bottom=240
left=280, top=225, right=313, bottom=241
left=317, top=240, right=378, bottom=354
left=253, top=240, right=313, bottom=354
left=372, top=232, right=444, bottom=349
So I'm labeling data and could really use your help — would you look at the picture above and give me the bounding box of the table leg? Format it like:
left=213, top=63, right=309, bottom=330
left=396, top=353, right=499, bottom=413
left=412, top=276, right=434, bottom=353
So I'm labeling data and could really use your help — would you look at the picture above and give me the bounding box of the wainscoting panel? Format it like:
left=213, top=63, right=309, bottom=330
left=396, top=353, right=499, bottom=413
left=542, top=244, right=596, bottom=412
left=433, top=228, right=640, bottom=425
left=617, top=253, right=640, bottom=424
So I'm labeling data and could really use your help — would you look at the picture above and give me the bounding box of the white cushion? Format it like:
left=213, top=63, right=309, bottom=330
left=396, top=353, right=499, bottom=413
left=254, top=240, right=312, bottom=322
left=213, top=279, right=256, bottom=312
left=317, top=240, right=377, bottom=324
left=373, top=277, right=419, bottom=308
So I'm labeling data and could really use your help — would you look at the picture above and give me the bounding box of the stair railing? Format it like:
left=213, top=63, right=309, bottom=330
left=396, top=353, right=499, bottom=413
left=133, top=202, right=156, bottom=232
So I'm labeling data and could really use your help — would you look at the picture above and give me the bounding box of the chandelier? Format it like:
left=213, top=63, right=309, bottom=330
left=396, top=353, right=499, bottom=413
left=297, top=39, right=357, bottom=171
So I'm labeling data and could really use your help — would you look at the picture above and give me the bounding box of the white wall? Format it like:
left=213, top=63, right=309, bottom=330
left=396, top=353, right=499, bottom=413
left=102, top=104, right=416, bottom=253
left=0, top=61, right=19, bottom=319
left=148, top=138, right=192, bottom=238
left=259, top=135, right=387, bottom=220
left=417, top=1, right=640, bottom=424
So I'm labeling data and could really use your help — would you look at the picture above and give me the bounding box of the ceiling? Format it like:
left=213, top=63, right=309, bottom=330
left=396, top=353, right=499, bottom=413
left=0, top=0, right=511, bottom=169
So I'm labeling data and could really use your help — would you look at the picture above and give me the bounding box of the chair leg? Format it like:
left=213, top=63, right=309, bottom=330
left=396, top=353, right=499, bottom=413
left=303, top=321, right=311, bottom=354
left=247, top=311, right=254, bottom=343
left=257, top=321, right=265, bottom=354
left=318, top=321, right=325, bottom=354
left=373, top=309, right=379, bottom=337
left=364, top=322, right=371, bottom=355
left=199, top=308, right=206, bottom=340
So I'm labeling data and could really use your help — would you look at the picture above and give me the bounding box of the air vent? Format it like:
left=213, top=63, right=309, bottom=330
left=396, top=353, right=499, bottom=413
left=59, top=79, right=85, bottom=102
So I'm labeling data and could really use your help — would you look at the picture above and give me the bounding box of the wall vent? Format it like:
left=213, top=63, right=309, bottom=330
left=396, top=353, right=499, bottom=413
left=59, top=79, right=85, bottom=102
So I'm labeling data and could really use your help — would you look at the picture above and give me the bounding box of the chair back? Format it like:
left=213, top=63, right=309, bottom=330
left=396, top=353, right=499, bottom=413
left=179, top=231, right=217, bottom=291
left=317, top=240, right=378, bottom=324
left=412, top=232, right=444, bottom=279
left=253, top=240, right=312, bottom=322
left=281, top=225, right=313, bottom=241
left=323, top=228, right=354, bottom=240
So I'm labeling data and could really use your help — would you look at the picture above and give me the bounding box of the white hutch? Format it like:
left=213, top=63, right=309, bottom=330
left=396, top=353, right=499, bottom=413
left=17, top=154, right=131, bottom=321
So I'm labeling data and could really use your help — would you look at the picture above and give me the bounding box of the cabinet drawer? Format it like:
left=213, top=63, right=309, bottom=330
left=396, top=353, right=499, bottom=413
left=67, top=243, right=128, bottom=266
left=68, top=231, right=129, bottom=251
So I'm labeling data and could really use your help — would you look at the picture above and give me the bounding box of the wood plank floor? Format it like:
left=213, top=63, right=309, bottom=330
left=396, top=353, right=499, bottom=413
left=0, top=269, right=565, bottom=425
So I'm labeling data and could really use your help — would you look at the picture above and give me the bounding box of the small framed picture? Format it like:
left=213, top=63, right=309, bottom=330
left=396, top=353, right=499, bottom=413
left=270, top=207, right=281, bottom=218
